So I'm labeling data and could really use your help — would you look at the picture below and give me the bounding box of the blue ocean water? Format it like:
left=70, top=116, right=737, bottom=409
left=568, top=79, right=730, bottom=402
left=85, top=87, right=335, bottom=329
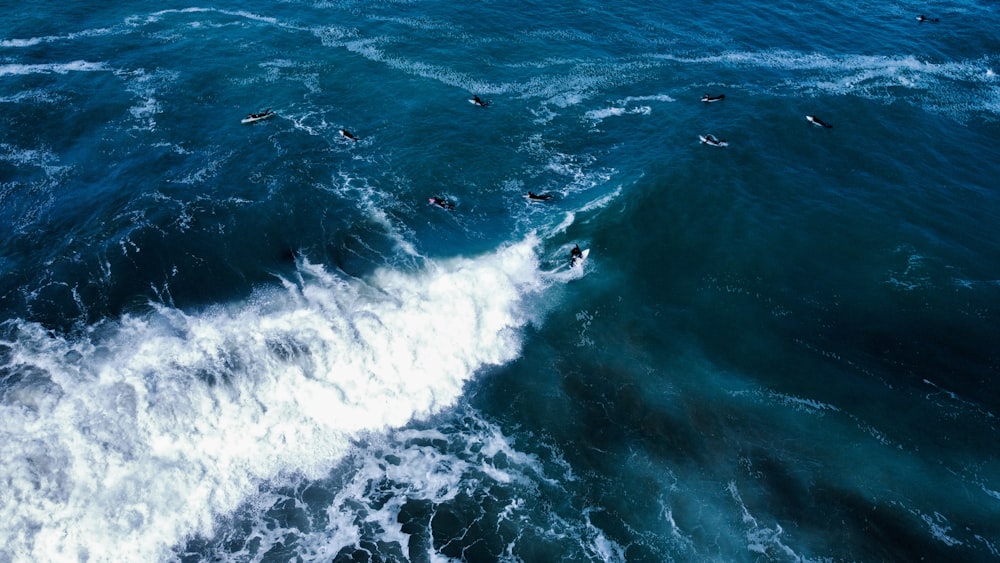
left=2, top=0, right=999, bottom=561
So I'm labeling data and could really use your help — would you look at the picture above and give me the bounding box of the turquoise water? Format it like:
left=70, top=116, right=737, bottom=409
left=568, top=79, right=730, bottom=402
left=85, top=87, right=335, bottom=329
left=2, top=1, right=999, bottom=561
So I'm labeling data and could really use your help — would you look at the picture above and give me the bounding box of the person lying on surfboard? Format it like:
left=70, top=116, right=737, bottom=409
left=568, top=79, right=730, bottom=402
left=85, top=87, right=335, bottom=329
left=429, top=196, right=455, bottom=210
left=340, top=129, right=359, bottom=141
left=247, top=108, right=272, bottom=119
left=806, top=115, right=833, bottom=128
left=569, top=244, right=587, bottom=267
left=528, top=191, right=553, bottom=200
left=472, top=95, right=490, bottom=107
left=700, top=134, right=728, bottom=147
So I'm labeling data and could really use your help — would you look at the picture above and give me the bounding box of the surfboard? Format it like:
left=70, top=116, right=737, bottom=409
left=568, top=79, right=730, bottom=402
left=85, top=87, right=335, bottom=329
left=701, top=94, right=725, bottom=103
left=699, top=135, right=728, bottom=147
left=241, top=111, right=274, bottom=124
left=571, top=248, right=590, bottom=268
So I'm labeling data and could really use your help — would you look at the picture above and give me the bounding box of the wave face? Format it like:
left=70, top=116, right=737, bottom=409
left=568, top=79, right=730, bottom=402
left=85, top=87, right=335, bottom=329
left=2, top=0, right=999, bottom=561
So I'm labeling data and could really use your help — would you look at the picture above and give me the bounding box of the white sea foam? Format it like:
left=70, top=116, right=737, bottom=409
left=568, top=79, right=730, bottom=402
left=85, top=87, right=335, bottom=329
left=0, top=88, right=64, bottom=104
left=915, top=510, right=964, bottom=547
left=169, top=149, right=234, bottom=187
left=586, top=106, right=629, bottom=120
left=578, top=185, right=621, bottom=213
left=0, top=28, right=113, bottom=48
left=519, top=133, right=614, bottom=199
left=0, top=144, right=69, bottom=237
left=318, top=32, right=496, bottom=96
left=619, top=93, right=675, bottom=104
left=0, top=60, right=108, bottom=77
left=583, top=104, right=651, bottom=125
left=0, top=143, right=64, bottom=171
left=311, top=23, right=657, bottom=116
left=116, top=68, right=176, bottom=131
left=769, top=392, right=839, bottom=413
left=726, top=482, right=807, bottom=560
left=195, top=412, right=616, bottom=561
left=886, top=249, right=931, bottom=291
left=582, top=508, right=627, bottom=562
left=730, top=388, right=839, bottom=416
left=655, top=49, right=1000, bottom=121
left=548, top=211, right=576, bottom=236
left=0, top=237, right=545, bottom=562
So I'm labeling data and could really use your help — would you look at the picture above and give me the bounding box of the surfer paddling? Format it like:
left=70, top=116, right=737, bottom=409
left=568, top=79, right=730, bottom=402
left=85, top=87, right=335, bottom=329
left=700, top=134, right=728, bottom=147
left=527, top=191, right=553, bottom=201
left=471, top=95, right=490, bottom=107
left=242, top=108, right=274, bottom=123
left=340, top=129, right=360, bottom=141
left=806, top=115, right=833, bottom=128
left=429, top=196, right=455, bottom=210
left=917, top=14, right=939, bottom=23
left=701, top=94, right=725, bottom=103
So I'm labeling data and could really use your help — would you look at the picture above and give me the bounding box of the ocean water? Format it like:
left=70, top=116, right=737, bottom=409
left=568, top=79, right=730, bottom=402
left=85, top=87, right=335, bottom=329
left=1, top=0, right=999, bottom=561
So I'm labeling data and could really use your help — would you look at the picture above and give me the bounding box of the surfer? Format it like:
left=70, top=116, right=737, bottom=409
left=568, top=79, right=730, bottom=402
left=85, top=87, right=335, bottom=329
left=806, top=115, right=833, bottom=128
left=917, top=14, right=939, bottom=23
left=528, top=191, right=553, bottom=201
left=570, top=244, right=583, bottom=262
left=429, top=196, right=455, bottom=210
left=472, top=95, right=489, bottom=107
left=248, top=108, right=272, bottom=119
left=340, top=129, right=359, bottom=141
left=701, top=94, right=725, bottom=103
left=700, top=134, right=728, bottom=147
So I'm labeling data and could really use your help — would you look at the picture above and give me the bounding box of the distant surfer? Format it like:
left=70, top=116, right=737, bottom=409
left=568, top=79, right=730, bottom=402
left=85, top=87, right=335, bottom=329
left=246, top=108, right=272, bottom=119
left=429, top=196, right=455, bottom=210
left=472, top=95, right=490, bottom=107
left=527, top=191, right=553, bottom=201
left=570, top=244, right=583, bottom=264
left=242, top=108, right=275, bottom=123
left=700, top=134, right=728, bottom=147
left=917, top=14, right=939, bottom=23
left=806, top=115, right=833, bottom=128
left=340, top=129, right=359, bottom=141
left=701, top=94, right=725, bottom=103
